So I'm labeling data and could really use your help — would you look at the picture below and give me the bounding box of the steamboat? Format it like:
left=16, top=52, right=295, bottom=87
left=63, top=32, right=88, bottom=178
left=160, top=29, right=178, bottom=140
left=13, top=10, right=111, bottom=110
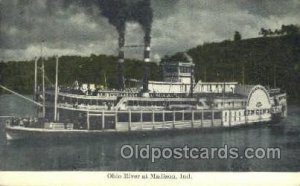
left=2, top=31, right=287, bottom=141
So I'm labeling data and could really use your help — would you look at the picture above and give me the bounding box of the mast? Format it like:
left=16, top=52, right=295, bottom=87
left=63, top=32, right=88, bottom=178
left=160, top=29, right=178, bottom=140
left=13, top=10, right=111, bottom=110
left=204, top=66, right=207, bottom=82
left=41, top=41, right=46, bottom=117
left=242, top=63, right=245, bottom=85
left=104, top=72, right=107, bottom=89
left=34, top=57, right=38, bottom=101
left=117, top=30, right=125, bottom=90
left=54, top=56, right=59, bottom=121
left=273, top=64, right=276, bottom=88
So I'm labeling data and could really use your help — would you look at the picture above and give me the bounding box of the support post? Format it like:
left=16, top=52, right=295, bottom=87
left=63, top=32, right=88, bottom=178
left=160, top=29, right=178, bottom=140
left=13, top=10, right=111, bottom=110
left=229, top=111, right=232, bottom=127
left=87, top=111, right=90, bottom=130
left=191, top=110, right=194, bottom=128
left=128, top=110, right=131, bottom=131
left=152, top=110, right=155, bottom=124
left=212, top=110, right=214, bottom=127
left=172, top=110, right=175, bottom=128
left=162, top=110, right=165, bottom=128
left=245, top=110, right=248, bottom=124
left=115, top=111, right=118, bottom=128
left=182, top=110, right=184, bottom=121
left=201, top=110, right=204, bottom=127
left=140, top=110, right=143, bottom=129
left=152, top=110, right=155, bottom=130
left=221, top=111, right=224, bottom=126
left=102, top=110, right=105, bottom=130
left=57, top=109, right=60, bottom=121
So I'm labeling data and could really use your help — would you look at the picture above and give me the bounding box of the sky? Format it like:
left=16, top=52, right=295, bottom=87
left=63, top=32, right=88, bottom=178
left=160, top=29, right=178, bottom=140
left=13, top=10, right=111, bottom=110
left=0, top=0, right=300, bottom=61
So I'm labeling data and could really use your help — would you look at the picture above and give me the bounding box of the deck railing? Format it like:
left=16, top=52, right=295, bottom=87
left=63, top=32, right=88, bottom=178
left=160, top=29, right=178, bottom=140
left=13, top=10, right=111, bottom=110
left=86, top=110, right=223, bottom=131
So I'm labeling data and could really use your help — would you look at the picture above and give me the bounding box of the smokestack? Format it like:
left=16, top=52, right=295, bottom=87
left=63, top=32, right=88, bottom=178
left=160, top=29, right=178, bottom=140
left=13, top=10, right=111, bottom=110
left=117, top=32, right=125, bottom=90
left=95, top=0, right=153, bottom=91
left=142, top=34, right=151, bottom=92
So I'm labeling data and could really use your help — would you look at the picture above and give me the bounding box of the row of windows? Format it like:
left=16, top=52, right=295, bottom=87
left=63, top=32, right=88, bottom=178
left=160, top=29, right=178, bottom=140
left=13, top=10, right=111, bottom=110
left=164, top=66, right=177, bottom=73
left=127, top=100, right=198, bottom=107
left=200, top=85, right=231, bottom=90
left=117, top=112, right=222, bottom=122
left=216, top=101, right=247, bottom=107
left=224, top=109, right=271, bottom=122
left=47, top=95, right=116, bottom=106
left=180, top=67, right=192, bottom=73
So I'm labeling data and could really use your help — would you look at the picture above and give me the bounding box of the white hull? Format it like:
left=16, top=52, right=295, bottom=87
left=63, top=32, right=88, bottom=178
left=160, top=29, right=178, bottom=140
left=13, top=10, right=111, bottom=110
left=5, top=117, right=280, bottom=141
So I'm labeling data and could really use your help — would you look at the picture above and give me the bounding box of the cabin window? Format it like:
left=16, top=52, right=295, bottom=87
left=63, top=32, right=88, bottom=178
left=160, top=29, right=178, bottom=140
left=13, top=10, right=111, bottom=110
left=214, top=112, right=221, bottom=119
left=165, top=66, right=177, bottom=73
left=204, top=112, right=212, bottom=120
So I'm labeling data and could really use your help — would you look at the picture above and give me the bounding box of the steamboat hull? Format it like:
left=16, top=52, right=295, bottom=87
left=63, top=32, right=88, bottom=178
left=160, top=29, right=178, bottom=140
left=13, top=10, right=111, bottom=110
left=5, top=120, right=279, bottom=142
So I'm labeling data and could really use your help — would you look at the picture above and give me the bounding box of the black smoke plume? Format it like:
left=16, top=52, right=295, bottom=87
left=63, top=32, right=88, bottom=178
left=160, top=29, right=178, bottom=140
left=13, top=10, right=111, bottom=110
left=96, top=0, right=153, bottom=90
left=42, top=0, right=153, bottom=46
left=97, top=0, right=153, bottom=40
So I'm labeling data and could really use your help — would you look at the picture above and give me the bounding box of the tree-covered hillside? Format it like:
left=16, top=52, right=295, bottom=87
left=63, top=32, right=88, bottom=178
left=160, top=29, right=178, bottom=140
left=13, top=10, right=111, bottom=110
left=1, top=34, right=300, bottom=103
left=0, top=55, right=160, bottom=94
left=172, top=34, right=300, bottom=103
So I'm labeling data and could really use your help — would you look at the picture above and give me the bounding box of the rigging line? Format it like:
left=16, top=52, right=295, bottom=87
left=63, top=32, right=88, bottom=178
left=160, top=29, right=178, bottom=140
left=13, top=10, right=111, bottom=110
left=0, top=85, right=43, bottom=107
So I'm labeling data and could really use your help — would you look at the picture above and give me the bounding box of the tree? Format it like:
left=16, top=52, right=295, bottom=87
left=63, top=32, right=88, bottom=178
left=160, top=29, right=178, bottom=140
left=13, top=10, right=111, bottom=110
left=259, top=28, right=269, bottom=37
left=281, top=24, right=299, bottom=35
left=234, top=31, right=242, bottom=41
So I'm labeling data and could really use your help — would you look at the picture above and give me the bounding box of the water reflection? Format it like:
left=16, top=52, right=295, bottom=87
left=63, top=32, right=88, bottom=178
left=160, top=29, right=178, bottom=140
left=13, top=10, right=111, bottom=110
left=0, top=123, right=299, bottom=171
left=0, top=95, right=300, bottom=171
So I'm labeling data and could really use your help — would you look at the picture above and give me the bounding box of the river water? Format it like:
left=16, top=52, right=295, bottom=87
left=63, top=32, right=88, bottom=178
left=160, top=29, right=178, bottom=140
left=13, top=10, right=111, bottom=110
left=0, top=95, right=300, bottom=171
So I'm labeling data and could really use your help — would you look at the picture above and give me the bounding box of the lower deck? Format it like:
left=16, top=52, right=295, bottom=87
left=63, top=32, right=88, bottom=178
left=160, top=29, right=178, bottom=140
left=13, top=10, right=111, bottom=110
left=11, top=108, right=279, bottom=132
